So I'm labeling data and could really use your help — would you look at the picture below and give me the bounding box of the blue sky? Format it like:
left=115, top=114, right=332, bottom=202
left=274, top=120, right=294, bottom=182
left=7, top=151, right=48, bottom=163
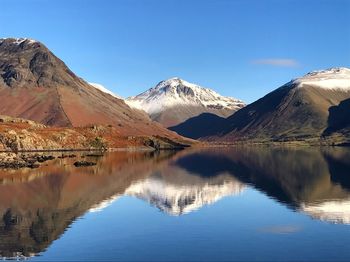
left=1, top=0, right=349, bottom=103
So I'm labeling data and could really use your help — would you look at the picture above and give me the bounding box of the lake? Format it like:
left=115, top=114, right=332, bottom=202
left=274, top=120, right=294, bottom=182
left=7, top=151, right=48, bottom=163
left=0, top=147, right=350, bottom=261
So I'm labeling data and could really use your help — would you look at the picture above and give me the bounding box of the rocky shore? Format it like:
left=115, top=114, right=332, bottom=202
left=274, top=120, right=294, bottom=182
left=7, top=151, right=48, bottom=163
left=73, top=161, right=97, bottom=167
left=0, top=152, right=104, bottom=169
left=0, top=116, right=194, bottom=169
left=0, top=115, right=193, bottom=152
left=0, top=153, right=56, bottom=169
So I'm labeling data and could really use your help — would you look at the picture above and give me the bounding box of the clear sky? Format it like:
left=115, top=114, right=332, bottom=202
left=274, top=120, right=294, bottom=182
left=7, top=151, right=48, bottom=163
left=1, top=0, right=349, bottom=103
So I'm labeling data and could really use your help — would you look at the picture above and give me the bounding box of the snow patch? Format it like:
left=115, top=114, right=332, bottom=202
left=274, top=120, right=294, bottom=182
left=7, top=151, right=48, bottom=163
left=292, top=67, right=350, bottom=91
left=89, top=194, right=120, bottom=213
left=301, top=199, right=350, bottom=224
left=0, top=37, right=38, bottom=45
left=89, top=82, right=122, bottom=99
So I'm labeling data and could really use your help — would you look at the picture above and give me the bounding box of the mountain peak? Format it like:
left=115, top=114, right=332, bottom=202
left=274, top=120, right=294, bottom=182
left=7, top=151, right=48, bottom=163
left=0, top=37, right=38, bottom=43
left=0, top=37, right=40, bottom=47
left=154, top=77, right=198, bottom=91
left=126, top=78, right=245, bottom=127
left=0, top=37, right=79, bottom=89
left=165, top=77, right=182, bottom=82
left=304, top=67, right=350, bottom=77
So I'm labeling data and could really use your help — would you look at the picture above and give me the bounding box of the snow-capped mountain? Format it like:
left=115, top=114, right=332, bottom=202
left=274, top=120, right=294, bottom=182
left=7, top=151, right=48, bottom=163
left=208, top=67, right=350, bottom=142
left=126, top=77, right=245, bottom=127
left=88, top=82, right=122, bottom=99
left=291, top=67, right=350, bottom=90
left=125, top=175, right=245, bottom=216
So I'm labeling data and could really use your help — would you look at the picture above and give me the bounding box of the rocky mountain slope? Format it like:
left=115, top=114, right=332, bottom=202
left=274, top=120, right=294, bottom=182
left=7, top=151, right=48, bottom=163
left=206, top=67, right=350, bottom=144
left=0, top=38, right=185, bottom=140
left=126, top=77, right=245, bottom=127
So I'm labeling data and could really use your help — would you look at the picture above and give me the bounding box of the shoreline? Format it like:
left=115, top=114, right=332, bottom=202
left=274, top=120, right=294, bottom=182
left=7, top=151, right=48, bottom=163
left=1, top=141, right=349, bottom=154
left=0, top=145, right=190, bottom=154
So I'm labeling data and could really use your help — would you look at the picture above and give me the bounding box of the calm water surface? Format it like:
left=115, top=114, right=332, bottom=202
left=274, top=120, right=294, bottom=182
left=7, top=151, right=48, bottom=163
left=0, top=147, right=350, bottom=261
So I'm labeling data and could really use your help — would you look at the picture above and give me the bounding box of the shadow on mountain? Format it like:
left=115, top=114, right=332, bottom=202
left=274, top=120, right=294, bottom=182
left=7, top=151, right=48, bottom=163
left=324, top=98, right=350, bottom=135
left=168, top=113, right=227, bottom=139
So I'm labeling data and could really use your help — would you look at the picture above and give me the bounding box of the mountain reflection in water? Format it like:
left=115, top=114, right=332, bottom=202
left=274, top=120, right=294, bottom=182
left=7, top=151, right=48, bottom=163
left=0, top=147, right=350, bottom=258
